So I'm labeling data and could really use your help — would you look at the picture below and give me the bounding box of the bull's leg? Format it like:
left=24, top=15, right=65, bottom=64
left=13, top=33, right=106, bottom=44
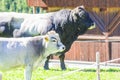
left=59, top=54, right=66, bottom=70
left=24, top=64, right=33, bottom=80
left=13, top=29, right=24, bottom=37
left=13, top=29, right=20, bottom=37
left=44, top=56, right=51, bottom=70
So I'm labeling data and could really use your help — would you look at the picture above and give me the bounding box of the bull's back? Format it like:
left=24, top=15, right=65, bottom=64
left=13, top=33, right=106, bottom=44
left=0, top=12, right=54, bottom=19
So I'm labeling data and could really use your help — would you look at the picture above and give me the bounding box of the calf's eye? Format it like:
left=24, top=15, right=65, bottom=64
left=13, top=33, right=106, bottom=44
left=52, top=39, right=57, bottom=42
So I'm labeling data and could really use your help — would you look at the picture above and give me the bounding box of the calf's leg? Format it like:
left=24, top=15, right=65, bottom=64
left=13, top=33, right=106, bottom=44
left=0, top=73, right=2, bottom=80
left=24, top=64, right=33, bottom=80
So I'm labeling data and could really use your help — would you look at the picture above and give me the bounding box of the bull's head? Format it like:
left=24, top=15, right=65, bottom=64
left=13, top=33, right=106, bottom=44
left=43, top=31, right=65, bottom=55
left=71, top=5, right=95, bottom=34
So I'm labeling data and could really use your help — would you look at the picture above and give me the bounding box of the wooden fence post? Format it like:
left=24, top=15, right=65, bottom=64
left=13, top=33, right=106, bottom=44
left=96, top=52, right=100, bottom=80
left=33, top=6, right=37, bottom=14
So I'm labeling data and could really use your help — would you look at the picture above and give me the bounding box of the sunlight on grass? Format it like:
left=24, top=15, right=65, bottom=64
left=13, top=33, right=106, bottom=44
left=1, top=67, right=120, bottom=80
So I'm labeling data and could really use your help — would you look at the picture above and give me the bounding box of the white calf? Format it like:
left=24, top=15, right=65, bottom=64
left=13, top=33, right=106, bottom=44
left=0, top=31, right=65, bottom=80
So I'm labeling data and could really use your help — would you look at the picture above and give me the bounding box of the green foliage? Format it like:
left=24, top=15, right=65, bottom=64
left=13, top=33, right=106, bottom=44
left=0, top=0, right=33, bottom=13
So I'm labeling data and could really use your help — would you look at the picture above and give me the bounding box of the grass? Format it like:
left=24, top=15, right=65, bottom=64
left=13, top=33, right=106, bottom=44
left=1, top=67, right=120, bottom=80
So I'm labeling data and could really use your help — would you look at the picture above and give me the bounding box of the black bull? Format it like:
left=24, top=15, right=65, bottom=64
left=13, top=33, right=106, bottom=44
left=0, top=6, right=95, bottom=70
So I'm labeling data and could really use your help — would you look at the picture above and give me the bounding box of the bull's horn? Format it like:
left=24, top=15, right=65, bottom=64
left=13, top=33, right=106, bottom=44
left=88, top=23, right=96, bottom=30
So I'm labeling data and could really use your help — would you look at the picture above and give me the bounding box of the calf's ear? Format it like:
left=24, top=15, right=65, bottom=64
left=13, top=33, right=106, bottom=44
left=44, top=36, right=49, bottom=42
left=43, top=36, right=49, bottom=48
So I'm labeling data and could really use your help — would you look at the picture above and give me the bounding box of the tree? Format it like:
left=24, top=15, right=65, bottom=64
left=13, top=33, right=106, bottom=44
left=0, top=0, right=33, bottom=13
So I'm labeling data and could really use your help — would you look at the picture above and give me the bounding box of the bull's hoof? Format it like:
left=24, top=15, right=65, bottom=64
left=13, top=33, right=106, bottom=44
left=61, top=67, right=67, bottom=70
left=44, top=68, right=49, bottom=70
left=61, top=64, right=67, bottom=70
left=44, top=66, right=49, bottom=70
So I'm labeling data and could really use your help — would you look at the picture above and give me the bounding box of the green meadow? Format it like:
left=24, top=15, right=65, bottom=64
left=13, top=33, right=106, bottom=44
left=1, top=67, right=120, bottom=80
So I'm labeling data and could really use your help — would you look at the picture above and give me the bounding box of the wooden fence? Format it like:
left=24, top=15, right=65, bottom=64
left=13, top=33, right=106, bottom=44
left=53, top=36, right=120, bottom=62
left=44, top=0, right=120, bottom=8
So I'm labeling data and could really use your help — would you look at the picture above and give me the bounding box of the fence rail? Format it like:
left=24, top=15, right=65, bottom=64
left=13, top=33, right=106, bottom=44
left=53, top=36, right=120, bottom=62
left=48, top=52, right=120, bottom=80
left=78, top=35, right=120, bottom=40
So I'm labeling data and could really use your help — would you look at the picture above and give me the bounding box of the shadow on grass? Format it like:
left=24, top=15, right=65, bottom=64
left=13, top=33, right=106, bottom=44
left=42, top=68, right=77, bottom=71
left=46, top=68, right=120, bottom=72
left=82, top=68, right=120, bottom=72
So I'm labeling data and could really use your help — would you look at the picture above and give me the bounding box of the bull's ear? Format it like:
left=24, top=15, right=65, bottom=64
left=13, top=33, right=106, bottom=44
left=71, top=6, right=81, bottom=21
left=47, top=30, right=56, bottom=35
left=79, top=5, right=85, bottom=9
left=44, top=36, right=49, bottom=42
left=71, top=11, right=78, bottom=22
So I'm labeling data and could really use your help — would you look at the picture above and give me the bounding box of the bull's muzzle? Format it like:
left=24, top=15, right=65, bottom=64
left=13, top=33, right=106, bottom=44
left=88, top=22, right=96, bottom=30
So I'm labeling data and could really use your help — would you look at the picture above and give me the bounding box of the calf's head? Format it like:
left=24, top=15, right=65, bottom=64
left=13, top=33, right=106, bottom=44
left=43, top=31, right=65, bottom=55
